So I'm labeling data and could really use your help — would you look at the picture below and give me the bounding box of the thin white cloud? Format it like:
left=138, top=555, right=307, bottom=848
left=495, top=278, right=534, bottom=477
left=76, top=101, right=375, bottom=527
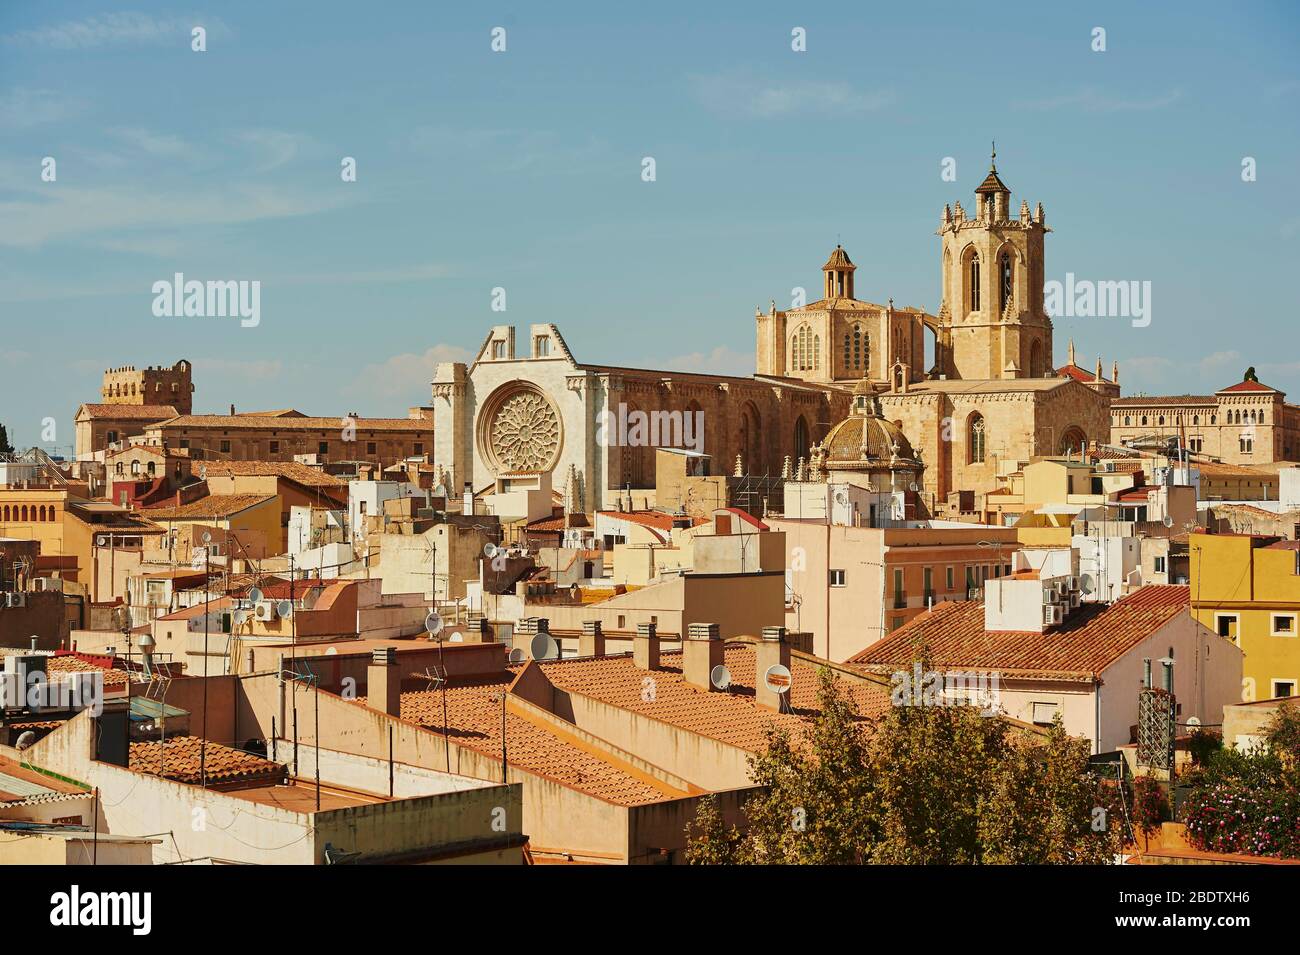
left=3, top=12, right=227, bottom=49
left=693, top=72, right=896, bottom=118
left=237, top=129, right=315, bottom=172
left=0, top=87, right=87, bottom=128
left=191, top=358, right=284, bottom=383
left=347, top=345, right=474, bottom=401
left=1014, top=87, right=1182, bottom=113
left=661, top=345, right=755, bottom=377
left=107, top=126, right=199, bottom=162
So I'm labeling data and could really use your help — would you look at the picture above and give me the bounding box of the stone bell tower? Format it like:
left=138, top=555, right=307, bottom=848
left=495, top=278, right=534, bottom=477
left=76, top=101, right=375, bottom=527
left=934, top=146, right=1052, bottom=381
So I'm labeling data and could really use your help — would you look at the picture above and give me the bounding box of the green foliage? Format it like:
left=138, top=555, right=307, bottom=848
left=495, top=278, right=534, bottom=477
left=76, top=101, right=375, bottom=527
left=1186, top=728, right=1222, bottom=768
left=1129, top=774, right=1168, bottom=836
left=0, top=422, right=12, bottom=455
left=685, top=669, right=1119, bottom=865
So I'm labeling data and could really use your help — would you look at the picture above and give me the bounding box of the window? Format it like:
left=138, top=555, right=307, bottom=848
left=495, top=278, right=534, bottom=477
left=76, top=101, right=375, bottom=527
left=318, top=441, right=329, bottom=455
left=1273, top=680, right=1296, bottom=699
left=220, top=440, right=231, bottom=454
left=535, top=336, right=551, bottom=357
left=617, top=615, right=626, bottom=628
left=999, top=251, right=1012, bottom=313
left=269, top=440, right=280, bottom=454
left=179, top=439, right=190, bottom=450
left=968, top=252, right=981, bottom=311
left=106, top=430, right=118, bottom=444
left=1031, top=702, right=1060, bottom=727
left=367, top=441, right=377, bottom=455
left=1217, top=614, right=1239, bottom=640
left=891, top=616, right=904, bottom=631
left=829, top=569, right=846, bottom=587
left=1190, top=437, right=1203, bottom=453
left=492, top=340, right=506, bottom=359
left=1153, top=556, right=1167, bottom=574
left=1271, top=614, right=1296, bottom=637
left=790, top=324, right=817, bottom=372
left=1240, top=435, right=1254, bottom=454
left=969, top=415, right=986, bottom=464
left=413, top=443, right=424, bottom=456
left=946, top=566, right=955, bottom=590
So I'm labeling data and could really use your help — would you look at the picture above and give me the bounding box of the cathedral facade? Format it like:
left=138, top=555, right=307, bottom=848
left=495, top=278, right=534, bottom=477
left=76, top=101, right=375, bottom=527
left=431, top=155, right=1113, bottom=515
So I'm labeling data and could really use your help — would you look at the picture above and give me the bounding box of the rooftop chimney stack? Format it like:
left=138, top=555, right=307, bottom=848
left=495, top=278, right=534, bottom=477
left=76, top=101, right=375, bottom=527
left=368, top=647, right=402, bottom=717
left=633, top=622, right=660, bottom=670
left=579, top=619, right=605, bottom=658
left=756, top=627, right=793, bottom=711
left=684, top=622, right=724, bottom=691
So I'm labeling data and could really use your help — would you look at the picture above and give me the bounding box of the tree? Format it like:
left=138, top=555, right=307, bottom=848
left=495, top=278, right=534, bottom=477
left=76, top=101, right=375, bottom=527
left=686, top=664, right=1121, bottom=864
left=0, top=422, right=13, bottom=455
left=980, top=719, right=1120, bottom=864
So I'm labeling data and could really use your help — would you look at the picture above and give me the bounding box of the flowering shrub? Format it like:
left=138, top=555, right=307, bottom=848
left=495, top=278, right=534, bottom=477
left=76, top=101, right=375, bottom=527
left=1182, top=781, right=1299, bottom=858
left=1130, top=774, right=1167, bottom=836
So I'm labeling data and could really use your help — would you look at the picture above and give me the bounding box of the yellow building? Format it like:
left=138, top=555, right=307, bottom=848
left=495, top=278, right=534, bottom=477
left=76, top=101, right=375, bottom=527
left=1190, top=534, right=1300, bottom=701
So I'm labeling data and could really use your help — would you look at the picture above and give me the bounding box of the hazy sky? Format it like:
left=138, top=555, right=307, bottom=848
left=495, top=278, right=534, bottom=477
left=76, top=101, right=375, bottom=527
left=2, top=1, right=1298, bottom=451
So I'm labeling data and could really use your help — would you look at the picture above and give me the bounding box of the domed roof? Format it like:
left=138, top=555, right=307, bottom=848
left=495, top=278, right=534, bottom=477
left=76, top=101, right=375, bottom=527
left=821, top=244, right=856, bottom=272
left=820, top=412, right=916, bottom=465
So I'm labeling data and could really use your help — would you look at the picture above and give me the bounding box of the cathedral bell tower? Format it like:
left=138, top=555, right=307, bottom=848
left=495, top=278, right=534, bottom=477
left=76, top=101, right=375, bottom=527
left=934, top=145, right=1052, bottom=381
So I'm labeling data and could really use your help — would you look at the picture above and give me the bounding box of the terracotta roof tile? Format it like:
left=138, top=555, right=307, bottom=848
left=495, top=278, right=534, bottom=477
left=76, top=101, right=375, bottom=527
left=128, top=736, right=287, bottom=787
left=850, top=586, right=1192, bottom=679
left=199, top=460, right=347, bottom=488
left=153, top=413, right=432, bottom=432
left=77, top=404, right=180, bottom=420
left=141, top=493, right=276, bottom=520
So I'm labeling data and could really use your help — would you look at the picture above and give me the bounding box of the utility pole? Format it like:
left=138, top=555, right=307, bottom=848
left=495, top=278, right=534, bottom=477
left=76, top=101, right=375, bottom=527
left=200, top=533, right=210, bottom=789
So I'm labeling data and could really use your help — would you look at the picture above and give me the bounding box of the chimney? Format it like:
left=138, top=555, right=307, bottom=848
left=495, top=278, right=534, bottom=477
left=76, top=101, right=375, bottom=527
left=756, top=626, right=793, bottom=711
left=579, top=619, right=605, bottom=658
left=368, top=647, right=402, bottom=717
left=633, top=622, right=660, bottom=670
left=684, top=622, right=724, bottom=691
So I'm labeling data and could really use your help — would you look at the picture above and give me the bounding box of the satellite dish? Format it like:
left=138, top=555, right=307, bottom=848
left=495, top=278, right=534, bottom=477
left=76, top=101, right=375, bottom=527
left=233, top=610, right=250, bottom=627
left=1163, top=515, right=1174, bottom=528
left=1187, top=716, right=1202, bottom=728
left=483, top=542, right=498, bottom=559
left=450, top=632, right=463, bottom=643
left=425, top=611, right=444, bottom=636
left=764, top=664, right=793, bottom=695
left=833, top=490, right=849, bottom=506
left=276, top=600, right=294, bottom=619
left=110, top=607, right=130, bottom=630
left=710, top=664, right=732, bottom=691
left=908, top=482, right=919, bottom=492
left=508, top=648, right=526, bottom=663
left=1078, top=574, right=1095, bottom=595
left=96, top=536, right=107, bottom=547
left=325, top=647, right=338, bottom=655
left=201, top=531, right=212, bottom=544
left=248, top=587, right=264, bottom=605
left=530, top=633, right=560, bottom=661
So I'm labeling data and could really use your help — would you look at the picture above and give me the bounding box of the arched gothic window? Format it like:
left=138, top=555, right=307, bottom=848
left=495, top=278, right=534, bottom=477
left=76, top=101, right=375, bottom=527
left=969, top=415, right=987, bottom=464
left=999, top=251, right=1012, bottom=313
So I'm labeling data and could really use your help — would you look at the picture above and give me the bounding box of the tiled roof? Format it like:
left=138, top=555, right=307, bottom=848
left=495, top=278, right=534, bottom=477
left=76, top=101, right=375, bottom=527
left=152, top=414, right=432, bottom=432
left=45, top=654, right=131, bottom=687
left=1218, top=379, right=1278, bottom=395
left=1112, top=395, right=1216, bottom=407
left=128, top=736, right=287, bottom=787
left=1196, top=461, right=1275, bottom=478
left=141, top=493, right=276, bottom=520
left=368, top=675, right=685, bottom=807
left=539, top=644, right=891, bottom=753
left=199, top=460, right=347, bottom=489
left=77, top=404, right=179, bottom=420
left=849, top=586, right=1192, bottom=679
left=1056, top=363, right=1111, bottom=384
left=596, top=510, right=707, bottom=533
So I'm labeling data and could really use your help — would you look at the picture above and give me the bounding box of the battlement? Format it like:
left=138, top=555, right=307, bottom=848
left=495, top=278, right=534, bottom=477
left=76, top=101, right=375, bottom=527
left=100, top=359, right=194, bottom=413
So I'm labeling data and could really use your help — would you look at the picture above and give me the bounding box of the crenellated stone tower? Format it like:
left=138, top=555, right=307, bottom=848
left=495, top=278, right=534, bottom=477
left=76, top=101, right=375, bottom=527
left=933, top=146, right=1052, bottom=381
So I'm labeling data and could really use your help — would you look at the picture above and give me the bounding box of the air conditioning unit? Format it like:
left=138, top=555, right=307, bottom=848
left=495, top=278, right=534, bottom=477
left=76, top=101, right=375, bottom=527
left=6, top=593, right=26, bottom=608
left=1043, top=603, right=1063, bottom=626
left=254, top=600, right=277, bottom=622
left=1068, top=591, right=1082, bottom=608
left=34, top=578, right=63, bottom=593
left=1067, top=575, right=1081, bottom=591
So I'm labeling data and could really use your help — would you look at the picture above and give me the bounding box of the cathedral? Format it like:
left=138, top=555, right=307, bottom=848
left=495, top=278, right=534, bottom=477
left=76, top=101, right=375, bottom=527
left=430, top=154, right=1113, bottom=515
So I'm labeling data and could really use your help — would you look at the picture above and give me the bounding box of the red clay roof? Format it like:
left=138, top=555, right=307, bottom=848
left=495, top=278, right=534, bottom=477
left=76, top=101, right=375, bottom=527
left=849, top=585, right=1192, bottom=679
left=141, top=493, right=276, bottom=520
left=1056, top=364, right=1111, bottom=384
left=128, top=736, right=287, bottom=787
left=78, top=404, right=179, bottom=420
left=1218, top=379, right=1278, bottom=394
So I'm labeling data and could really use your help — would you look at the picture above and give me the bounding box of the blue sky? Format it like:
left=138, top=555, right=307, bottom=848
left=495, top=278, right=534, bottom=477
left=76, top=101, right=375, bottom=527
left=1, top=1, right=1297, bottom=452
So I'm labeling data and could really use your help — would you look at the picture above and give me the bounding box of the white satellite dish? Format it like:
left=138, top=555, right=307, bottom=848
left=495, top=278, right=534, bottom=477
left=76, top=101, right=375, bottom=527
left=764, top=664, right=793, bottom=695
left=276, top=600, right=294, bottom=619
left=1163, top=515, right=1174, bottom=528
left=710, top=664, right=732, bottom=691
left=450, top=632, right=463, bottom=643
left=1187, top=716, right=1202, bottom=728
left=833, top=489, right=849, bottom=506
left=248, top=587, right=264, bottom=605
left=1078, top=574, right=1095, bottom=596
left=530, top=633, right=560, bottom=661
left=96, top=536, right=107, bottom=547
left=325, top=647, right=338, bottom=656
left=201, top=531, right=212, bottom=544
left=508, top=648, right=526, bottom=664
left=425, top=611, right=444, bottom=636
left=483, top=542, right=498, bottom=559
